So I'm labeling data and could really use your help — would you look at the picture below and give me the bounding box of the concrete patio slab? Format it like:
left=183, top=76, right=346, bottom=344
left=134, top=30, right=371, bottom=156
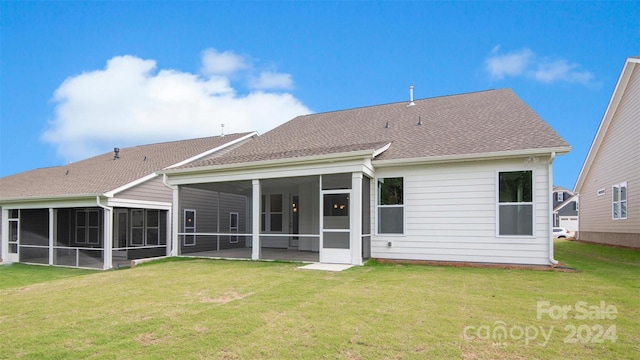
left=298, top=263, right=354, bottom=272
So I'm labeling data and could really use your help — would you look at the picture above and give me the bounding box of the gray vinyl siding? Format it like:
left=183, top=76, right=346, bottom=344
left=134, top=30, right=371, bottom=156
left=579, top=65, right=640, bottom=241
left=178, top=187, right=248, bottom=253
left=557, top=203, right=578, bottom=217
left=0, top=207, right=2, bottom=259
left=115, top=176, right=172, bottom=203
left=372, top=157, right=552, bottom=265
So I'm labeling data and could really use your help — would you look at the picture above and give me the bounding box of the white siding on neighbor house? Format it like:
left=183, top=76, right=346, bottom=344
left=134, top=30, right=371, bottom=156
left=579, top=65, right=640, bottom=236
left=371, top=157, right=552, bottom=265
left=115, top=176, right=173, bottom=203
left=0, top=206, right=3, bottom=259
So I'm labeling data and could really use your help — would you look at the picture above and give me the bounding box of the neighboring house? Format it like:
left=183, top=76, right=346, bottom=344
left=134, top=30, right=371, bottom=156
left=0, top=133, right=256, bottom=269
left=163, top=88, right=571, bottom=266
left=574, top=57, right=640, bottom=248
left=552, top=186, right=579, bottom=233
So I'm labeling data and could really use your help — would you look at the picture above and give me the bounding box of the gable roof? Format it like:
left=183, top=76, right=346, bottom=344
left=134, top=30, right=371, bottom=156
left=0, top=132, right=255, bottom=201
left=177, top=88, right=569, bottom=170
left=554, top=194, right=579, bottom=213
left=553, top=185, right=573, bottom=194
left=574, top=57, right=640, bottom=193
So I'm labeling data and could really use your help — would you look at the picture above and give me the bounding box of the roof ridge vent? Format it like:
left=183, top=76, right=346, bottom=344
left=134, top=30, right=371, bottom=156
left=408, top=85, right=415, bottom=106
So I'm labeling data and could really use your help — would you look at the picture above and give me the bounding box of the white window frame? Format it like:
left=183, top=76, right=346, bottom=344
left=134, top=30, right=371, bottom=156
left=184, top=209, right=196, bottom=246
left=146, top=209, right=160, bottom=246
left=229, top=212, right=239, bottom=244
left=130, top=209, right=145, bottom=246
left=597, top=188, right=606, bottom=196
left=375, top=177, right=405, bottom=235
left=260, top=194, right=284, bottom=233
left=496, top=170, right=535, bottom=237
left=75, top=209, right=101, bottom=245
left=8, top=209, right=19, bottom=254
left=556, top=192, right=564, bottom=202
left=612, top=182, right=627, bottom=220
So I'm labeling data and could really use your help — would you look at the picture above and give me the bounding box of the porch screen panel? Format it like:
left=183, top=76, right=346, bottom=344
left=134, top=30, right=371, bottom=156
left=322, top=193, right=350, bottom=249
left=20, top=209, right=49, bottom=246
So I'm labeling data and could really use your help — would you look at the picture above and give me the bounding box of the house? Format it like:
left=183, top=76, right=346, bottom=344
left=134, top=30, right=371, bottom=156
left=574, top=57, right=640, bottom=248
left=552, top=186, right=579, bottom=233
left=0, top=132, right=256, bottom=269
left=162, top=88, right=571, bottom=266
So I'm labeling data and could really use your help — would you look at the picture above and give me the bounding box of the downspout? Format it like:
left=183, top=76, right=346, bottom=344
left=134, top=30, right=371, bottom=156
left=96, top=196, right=113, bottom=270
left=548, top=152, right=558, bottom=266
left=162, top=174, right=179, bottom=256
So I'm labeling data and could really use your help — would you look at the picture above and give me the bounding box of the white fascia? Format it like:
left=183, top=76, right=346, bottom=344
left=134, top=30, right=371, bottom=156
left=0, top=194, right=101, bottom=209
left=372, top=147, right=571, bottom=168
left=166, top=131, right=258, bottom=169
left=104, top=173, right=158, bottom=198
left=104, top=132, right=258, bottom=197
left=574, top=58, right=638, bottom=193
left=162, top=148, right=380, bottom=177
left=104, top=198, right=171, bottom=210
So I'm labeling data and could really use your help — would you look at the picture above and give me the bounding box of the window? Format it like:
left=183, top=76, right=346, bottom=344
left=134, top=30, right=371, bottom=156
left=131, top=209, right=145, bottom=246
left=184, top=210, right=196, bottom=246
left=556, top=192, right=564, bottom=202
left=261, top=194, right=283, bottom=232
left=76, top=210, right=101, bottom=245
left=498, top=171, right=533, bottom=236
left=612, top=182, right=627, bottom=220
left=377, top=177, right=404, bottom=234
left=270, top=194, right=283, bottom=232
left=146, top=210, right=160, bottom=245
left=8, top=209, right=19, bottom=253
left=229, top=212, right=239, bottom=244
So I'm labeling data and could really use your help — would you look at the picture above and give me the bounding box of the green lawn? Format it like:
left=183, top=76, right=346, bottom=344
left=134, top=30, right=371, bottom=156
left=0, top=240, right=638, bottom=359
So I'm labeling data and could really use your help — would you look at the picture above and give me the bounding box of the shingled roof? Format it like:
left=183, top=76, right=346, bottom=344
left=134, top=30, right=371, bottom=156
left=179, top=88, right=569, bottom=169
left=0, top=133, right=253, bottom=200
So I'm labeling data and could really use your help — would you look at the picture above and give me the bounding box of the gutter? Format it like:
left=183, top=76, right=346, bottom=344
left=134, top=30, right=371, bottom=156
left=96, top=195, right=112, bottom=212
left=548, top=152, right=558, bottom=265
left=373, top=146, right=572, bottom=167
left=162, top=173, right=176, bottom=190
left=160, top=148, right=380, bottom=176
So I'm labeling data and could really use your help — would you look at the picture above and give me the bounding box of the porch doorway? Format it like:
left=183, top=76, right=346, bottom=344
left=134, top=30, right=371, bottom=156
left=113, top=209, right=128, bottom=259
left=289, top=194, right=299, bottom=248
left=321, top=191, right=351, bottom=264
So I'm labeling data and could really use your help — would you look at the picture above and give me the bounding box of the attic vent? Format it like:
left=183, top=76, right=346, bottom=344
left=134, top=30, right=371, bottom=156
left=408, top=85, right=415, bottom=106
left=113, top=147, right=120, bottom=160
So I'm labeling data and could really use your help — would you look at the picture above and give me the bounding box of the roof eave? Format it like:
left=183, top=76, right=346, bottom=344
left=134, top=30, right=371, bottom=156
left=0, top=193, right=103, bottom=205
left=161, top=146, right=389, bottom=176
left=574, top=57, right=638, bottom=193
left=373, top=147, right=571, bottom=167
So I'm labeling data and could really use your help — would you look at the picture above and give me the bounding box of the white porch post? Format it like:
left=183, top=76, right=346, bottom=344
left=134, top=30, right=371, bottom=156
left=48, top=208, right=55, bottom=265
left=103, top=207, right=113, bottom=270
left=165, top=208, right=172, bottom=257
left=351, top=172, right=363, bottom=265
left=251, top=179, right=261, bottom=260
left=171, top=187, right=180, bottom=256
left=1, top=208, right=8, bottom=261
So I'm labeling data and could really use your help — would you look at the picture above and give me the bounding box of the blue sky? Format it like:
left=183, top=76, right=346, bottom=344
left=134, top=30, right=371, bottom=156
left=1, top=1, right=638, bottom=191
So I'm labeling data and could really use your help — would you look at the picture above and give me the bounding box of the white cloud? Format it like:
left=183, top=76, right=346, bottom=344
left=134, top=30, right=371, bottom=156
left=201, top=48, right=248, bottom=76
left=249, top=71, right=294, bottom=90
left=42, top=52, right=311, bottom=162
left=484, top=47, right=593, bottom=85
left=534, top=60, right=593, bottom=84
left=485, top=47, right=533, bottom=80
